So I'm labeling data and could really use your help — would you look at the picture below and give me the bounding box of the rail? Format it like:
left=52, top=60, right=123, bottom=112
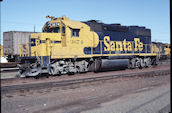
left=1, top=69, right=170, bottom=94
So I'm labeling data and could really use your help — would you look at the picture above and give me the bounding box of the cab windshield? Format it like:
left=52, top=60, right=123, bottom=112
left=44, top=27, right=60, bottom=33
left=43, top=21, right=61, bottom=33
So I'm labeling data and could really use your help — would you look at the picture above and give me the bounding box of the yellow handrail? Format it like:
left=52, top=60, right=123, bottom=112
left=19, top=43, right=30, bottom=57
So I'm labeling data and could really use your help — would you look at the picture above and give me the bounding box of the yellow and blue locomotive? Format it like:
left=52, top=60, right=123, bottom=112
left=18, top=15, right=168, bottom=77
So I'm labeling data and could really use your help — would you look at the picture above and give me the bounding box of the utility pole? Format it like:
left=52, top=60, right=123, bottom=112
left=34, top=24, right=35, bottom=32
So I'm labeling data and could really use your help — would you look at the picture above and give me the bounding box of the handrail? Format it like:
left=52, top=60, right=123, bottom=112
left=19, top=43, right=30, bottom=57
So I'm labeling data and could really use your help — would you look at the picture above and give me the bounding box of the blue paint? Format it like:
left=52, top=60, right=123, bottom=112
left=84, top=22, right=152, bottom=55
left=30, top=38, right=36, bottom=46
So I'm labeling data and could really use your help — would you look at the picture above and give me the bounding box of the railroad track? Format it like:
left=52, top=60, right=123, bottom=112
left=0, top=59, right=170, bottom=78
left=1, top=69, right=170, bottom=94
left=0, top=67, right=18, bottom=73
left=0, top=62, right=19, bottom=73
left=0, top=62, right=19, bottom=68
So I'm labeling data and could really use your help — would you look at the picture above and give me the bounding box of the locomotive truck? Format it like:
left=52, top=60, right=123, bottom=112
left=18, top=15, right=170, bottom=77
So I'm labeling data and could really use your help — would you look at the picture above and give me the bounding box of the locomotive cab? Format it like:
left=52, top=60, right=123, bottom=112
left=28, top=16, right=99, bottom=58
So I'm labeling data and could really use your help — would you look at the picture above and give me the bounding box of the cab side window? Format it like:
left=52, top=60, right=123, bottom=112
left=71, top=29, right=80, bottom=37
left=54, top=27, right=60, bottom=33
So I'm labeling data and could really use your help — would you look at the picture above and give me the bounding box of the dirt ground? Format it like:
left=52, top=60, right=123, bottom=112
left=1, top=72, right=170, bottom=113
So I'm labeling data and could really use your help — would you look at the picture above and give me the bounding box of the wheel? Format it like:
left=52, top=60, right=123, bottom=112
left=76, top=66, right=80, bottom=73
left=135, top=58, right=141, bottom=68
left=50, top=67, right=55, bottom=75
left=46, top=75, right=49, bottom=78
left=129, top=58, right=136, bottom=69
left=139, top=58, right=145, bottom=69
left=68, top=72, right=75, bottom=75
left=34, top=75, right=39, bottom=79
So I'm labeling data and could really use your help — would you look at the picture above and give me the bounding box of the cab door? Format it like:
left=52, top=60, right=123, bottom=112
left=61, top=25, right=66, bottom=47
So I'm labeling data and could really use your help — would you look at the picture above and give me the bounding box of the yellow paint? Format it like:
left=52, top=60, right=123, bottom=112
left=110, top=41, right=115, bottom=51
left=104, top=36, right=110, bottom=51
left=151, top=44, right=160, bottom=54
left=116, top=41, right=123, bottom=51
left=123, top=39, right=127, bottom=51
left=164, top=44, right=171, bottom=56
left=0, top=45, right=3, bottom=57
left=127, top=42, right=132, bottom=51
left=134, top=38, right=143, bottom=51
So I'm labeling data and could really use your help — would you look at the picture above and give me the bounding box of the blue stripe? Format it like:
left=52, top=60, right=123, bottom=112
left=30, top=39, right=61, bottom=47
left=54, top=41, right=61, bottom=43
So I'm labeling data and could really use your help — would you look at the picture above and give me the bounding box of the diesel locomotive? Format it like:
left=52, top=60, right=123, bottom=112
left=18, top=15, right=170, bottom=77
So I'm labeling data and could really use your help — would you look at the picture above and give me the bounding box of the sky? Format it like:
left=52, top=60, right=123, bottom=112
left=0, top=0, right=170, bottom=45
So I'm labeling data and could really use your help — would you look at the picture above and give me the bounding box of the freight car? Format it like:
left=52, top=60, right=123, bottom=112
left=151, top=42, right=170, bottom=59
left=18, top=16, right=169, bottom=77
left=3, top=31, right=36, bottom=62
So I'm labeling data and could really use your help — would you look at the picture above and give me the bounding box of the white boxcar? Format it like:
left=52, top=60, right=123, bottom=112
left=3, top=31, right=35, bottom=61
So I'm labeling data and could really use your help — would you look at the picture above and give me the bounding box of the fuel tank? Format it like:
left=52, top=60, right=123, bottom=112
left=108, top=56, right=134, bottom=59
left=94, top=59, right=129, bottom=72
